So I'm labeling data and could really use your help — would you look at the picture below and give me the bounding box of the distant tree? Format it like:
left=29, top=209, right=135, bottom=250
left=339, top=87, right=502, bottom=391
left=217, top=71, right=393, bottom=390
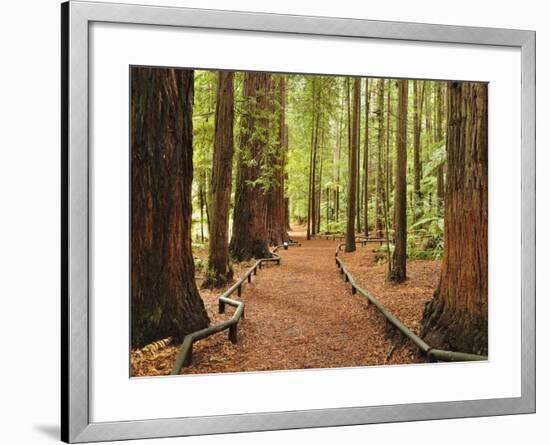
left=389, top=79, right=409, bottom=282
left=203, top=71, right=235, bottom=288
left=230, top=72, right=272, bottom=261
left=131, top=67, right=209, bottom=347
left=422, top=82, right=488, bottom=355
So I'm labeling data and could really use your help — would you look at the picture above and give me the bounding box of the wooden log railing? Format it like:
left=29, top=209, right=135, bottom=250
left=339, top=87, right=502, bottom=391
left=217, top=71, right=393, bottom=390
left=334, top=243, right=487, bottom=362
left=171, top=246, right=286, bottom=375
left=314, top=233, right=388, bottom=246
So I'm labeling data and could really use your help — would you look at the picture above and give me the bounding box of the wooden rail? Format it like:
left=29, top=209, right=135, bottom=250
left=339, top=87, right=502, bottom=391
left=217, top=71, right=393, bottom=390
left=334, top=243, right=487, bottom=362
left=170, top=247, right=285, bottom=375
left=315, top=233, right=388, bottom=245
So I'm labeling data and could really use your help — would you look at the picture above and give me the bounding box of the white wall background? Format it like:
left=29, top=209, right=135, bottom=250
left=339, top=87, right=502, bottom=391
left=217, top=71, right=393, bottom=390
left=0, top=0, right=546, bottom=444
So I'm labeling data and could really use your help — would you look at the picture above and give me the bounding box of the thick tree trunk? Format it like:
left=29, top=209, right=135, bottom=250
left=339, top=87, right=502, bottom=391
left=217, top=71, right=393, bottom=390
left=267, top=76, right=290, bottom=245
left=422, top=82, right=488, bottom=355
left=203, top=71, right=235, bottom=288
left=390, top=80, right=408, bottom=282
left=229, top=72, right=272, bottom=261
left=345, top=78, right=361, bottom=252
left=131, top=67, right=209, bottom=348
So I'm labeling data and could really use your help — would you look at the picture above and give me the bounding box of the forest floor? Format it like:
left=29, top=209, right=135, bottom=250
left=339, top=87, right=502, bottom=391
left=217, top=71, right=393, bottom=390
left=131, top=227, right=440, bottom=377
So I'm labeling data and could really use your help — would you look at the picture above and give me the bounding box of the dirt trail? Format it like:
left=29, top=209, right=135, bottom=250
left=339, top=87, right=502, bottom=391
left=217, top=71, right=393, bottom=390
left=132, top=228, right=431, bottom=376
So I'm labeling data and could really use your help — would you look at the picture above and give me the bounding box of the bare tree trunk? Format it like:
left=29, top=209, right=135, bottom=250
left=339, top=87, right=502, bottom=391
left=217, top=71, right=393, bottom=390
left=203, top=71, right=235, bottom=288
left=375, top=79, right=385, bottom=237
left=435, top=82, right=446, bottom=210
left=422, top=82, right=488, bottom=355
left=413, top=80, right=425, bottom=203
left=345, top=78, right=361, bottom=252
left=389, top=80, right=409, bottom=282
left=356, top=91, right=362, bottom=234
left=363, top=78, right=370, bottom=237
left=267, top=76, right=290, bottom=245
left=229, top=72, right=272, bottom=261
left=131, top=67, right=209, bottom=348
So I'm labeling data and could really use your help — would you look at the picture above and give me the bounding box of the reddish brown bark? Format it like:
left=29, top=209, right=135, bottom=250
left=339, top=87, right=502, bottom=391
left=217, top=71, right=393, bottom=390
left=203, top=71, right=235, bottom=288
left=363, top=78, right=370, bottom=237
left=374, top=79, right=385, bottom=236
left=267, top=77, right=290, bottom=246
left=345, top=78, right=361, bottom=252
left=229, top=72, right=272, bottom=261
left=422, top=82, right=488, bottom=355
left=390, top=80, right=409, bottom=282
left=131, top=67, right=209, bottom=348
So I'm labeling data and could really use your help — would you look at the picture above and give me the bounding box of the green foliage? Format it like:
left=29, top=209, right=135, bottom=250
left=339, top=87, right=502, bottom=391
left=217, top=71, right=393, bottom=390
left=189, top=72, right=448, bottom=263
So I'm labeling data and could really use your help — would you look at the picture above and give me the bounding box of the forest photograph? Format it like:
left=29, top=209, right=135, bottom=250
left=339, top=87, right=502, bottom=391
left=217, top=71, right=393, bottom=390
left=130, top=66, right=488, bottom=377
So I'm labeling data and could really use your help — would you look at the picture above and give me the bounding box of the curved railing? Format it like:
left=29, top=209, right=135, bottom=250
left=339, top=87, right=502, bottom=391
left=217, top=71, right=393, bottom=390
left=170, top=247, right=284, bottom=375
left=334, top=242, right=487, bottom=362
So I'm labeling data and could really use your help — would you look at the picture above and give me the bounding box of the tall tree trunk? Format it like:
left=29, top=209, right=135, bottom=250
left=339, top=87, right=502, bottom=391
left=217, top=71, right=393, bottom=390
left=356, top=92, right=362, bottom=234
left=229, top=72, right=272, bottom=261
left=345, top=78, right=361, bottom=252
left=435, top=82, right=446, bottom=210
left=311, top=102, right=320, bottom=236
left=413, top=80, right=425, bottom=203
left=385, top=83, right=392, bottom=228
left=198, top=179, right=205, bottom=243
left=267, top=76, right=290, bottom=245
left=317, top=129, right=324, bottom=233
left=422, top=82, right=488, bottom=355
left=363, top=78, right=370, bottom=237
left=375, top=79, right=385, bottom=236
left=306, top=86, right=315, bottom=240
left=307, top=79, right=321, bottom=239
left=390, top=80, right=409, bottom=282
left=203, top=71, right=235, bottom=288
left=131, top=67, right=209, bottom=348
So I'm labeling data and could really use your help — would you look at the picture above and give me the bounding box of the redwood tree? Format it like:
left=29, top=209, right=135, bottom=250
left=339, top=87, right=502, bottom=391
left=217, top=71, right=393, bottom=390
left=363, top=78, right=370, bottom=237
left=131, top=67, right=209, bottom=348
left=390, top=79, right=409, bottom=282
left=422, top=82, right=488, bottom=355
left=374, top=79, right=385, bottom=236
left=203, top=71, right=235, bottom=288
left=229, top=72, right=272, bottom=261
left=345, top=78, right=361, bottom=252
left=267, top=76, right=290, bottom=245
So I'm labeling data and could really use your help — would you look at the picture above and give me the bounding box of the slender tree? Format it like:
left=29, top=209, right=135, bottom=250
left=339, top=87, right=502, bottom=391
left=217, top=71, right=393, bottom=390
left=435, top=82, right=446, bottom=210
left=267, top=76, right=290, bottom=245
left=375, top=79, right=385, bottom=236
left=229, top=72, right=272, bottom=260
left=345, top=78, right=361, bottom=252
left=307, top=79, right=320, bottom=240
left=363, top=78, right=370, bottom=237
left=203, top=71, right=235, bottom=288
left=413, top=80, right=425, bottom=203
left=422, top=82, right=488, bottom=355
left=131, top=67, right=209, bottom=347
left=389, top=79, right=409, bottom=282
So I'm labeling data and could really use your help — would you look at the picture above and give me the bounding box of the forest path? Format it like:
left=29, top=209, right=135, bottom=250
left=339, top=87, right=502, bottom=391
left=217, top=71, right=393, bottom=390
left=178, top=227, right=402, bottom=374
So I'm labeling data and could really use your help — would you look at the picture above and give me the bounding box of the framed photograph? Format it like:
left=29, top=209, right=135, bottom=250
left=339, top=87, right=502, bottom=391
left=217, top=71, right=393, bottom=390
left=62, top=0, right=535, bottom=442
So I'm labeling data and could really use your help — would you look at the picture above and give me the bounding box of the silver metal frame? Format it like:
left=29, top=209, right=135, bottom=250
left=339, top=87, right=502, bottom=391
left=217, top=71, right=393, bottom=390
left=61, top=1, right=535, bottom=442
